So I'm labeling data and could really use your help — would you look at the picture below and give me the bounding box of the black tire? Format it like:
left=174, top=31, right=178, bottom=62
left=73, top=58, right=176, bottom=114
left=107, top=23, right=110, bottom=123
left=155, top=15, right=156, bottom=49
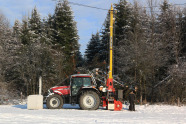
left=79, top=91, right=100, bottom=110
left=46, top=94, right=63, bottom=109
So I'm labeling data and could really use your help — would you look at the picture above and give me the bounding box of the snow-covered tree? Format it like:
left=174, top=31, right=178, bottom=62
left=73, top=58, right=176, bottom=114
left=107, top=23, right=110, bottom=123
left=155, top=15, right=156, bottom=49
left=0, top=12, right=22, bottom=97
left=180, top=8, right=186, bottom=56
left=114, top=0, right=132, bottom=75
left=13, top=20, right=21, bottom=38
left=85, top=32, right=101, bottom=64
left=52, top=0, right=79, bottom=74
left=99, top=13, right=110, bottom=63
left=114, top=0, right=132, bottom=42
left=154, top=0, right=186, bottom=103
left=29, top=7, right=41, bottom=35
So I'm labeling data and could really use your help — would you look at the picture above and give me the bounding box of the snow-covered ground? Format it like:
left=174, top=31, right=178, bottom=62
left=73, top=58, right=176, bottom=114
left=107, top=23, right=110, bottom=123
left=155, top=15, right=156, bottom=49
left=0, top=104, right=185, bottom=124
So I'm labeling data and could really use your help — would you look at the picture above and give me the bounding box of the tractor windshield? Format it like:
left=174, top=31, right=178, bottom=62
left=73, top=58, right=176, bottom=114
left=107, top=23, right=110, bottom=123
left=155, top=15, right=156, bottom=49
left=72, top=77, right=91, bottom=87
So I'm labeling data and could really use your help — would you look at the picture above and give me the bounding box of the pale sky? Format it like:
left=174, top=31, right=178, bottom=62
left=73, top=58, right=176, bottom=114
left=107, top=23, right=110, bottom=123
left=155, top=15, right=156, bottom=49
left=0, top=0, right=185, bottom=54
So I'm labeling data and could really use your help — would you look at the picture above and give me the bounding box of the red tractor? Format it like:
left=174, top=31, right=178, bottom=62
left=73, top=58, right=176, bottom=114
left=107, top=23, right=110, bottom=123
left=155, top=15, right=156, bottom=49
left=46, top=74, right=101, bottom=110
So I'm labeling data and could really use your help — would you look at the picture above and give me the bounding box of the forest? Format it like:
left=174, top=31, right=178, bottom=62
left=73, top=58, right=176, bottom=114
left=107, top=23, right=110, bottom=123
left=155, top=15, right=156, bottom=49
left=0, top=0, right=185, bottom=104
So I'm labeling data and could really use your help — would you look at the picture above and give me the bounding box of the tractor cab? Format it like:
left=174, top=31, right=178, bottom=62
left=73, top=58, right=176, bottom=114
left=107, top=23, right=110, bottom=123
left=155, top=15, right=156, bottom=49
left=71, top=74, right=93, bottom=96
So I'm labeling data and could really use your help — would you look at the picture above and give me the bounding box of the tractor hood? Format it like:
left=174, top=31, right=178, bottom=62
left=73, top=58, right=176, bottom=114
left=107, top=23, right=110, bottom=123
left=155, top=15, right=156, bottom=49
left=51, top=86, right=70, bottom=91
left=50, top=86, right=70, bottom=95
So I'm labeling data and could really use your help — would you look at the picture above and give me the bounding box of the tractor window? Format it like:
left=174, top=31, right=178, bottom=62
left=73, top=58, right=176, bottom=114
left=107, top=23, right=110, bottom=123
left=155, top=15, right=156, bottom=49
left=72, top=77, right=91, bottom=87
left=71, top=78, right=83, bottom=96
left=83, top=78, right=91, bottom=86
left=72, top=78, right=83, bottom=87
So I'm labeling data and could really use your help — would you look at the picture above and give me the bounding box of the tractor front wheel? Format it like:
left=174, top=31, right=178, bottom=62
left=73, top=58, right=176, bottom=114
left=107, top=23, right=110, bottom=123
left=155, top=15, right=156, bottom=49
left=46, top=94, right=63, bottom=109
left=79, top=91, right=100, bottom=110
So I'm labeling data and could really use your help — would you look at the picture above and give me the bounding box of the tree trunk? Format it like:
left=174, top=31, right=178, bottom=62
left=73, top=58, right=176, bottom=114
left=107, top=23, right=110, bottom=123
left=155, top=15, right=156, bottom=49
left=140, top=94, right=143, bottom=105
left=178, top=97, right=181, bottom=107
left=140, top=75, right=143, bottom=105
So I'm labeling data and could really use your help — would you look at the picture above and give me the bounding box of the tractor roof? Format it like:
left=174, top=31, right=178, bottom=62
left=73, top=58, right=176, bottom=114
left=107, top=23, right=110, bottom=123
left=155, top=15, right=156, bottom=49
left=71, top=74, right=91, bottom=78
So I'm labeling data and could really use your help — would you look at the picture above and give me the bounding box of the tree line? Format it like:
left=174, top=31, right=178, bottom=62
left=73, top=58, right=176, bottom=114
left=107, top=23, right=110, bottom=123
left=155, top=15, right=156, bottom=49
left=85, top=0, right=186, bottom=104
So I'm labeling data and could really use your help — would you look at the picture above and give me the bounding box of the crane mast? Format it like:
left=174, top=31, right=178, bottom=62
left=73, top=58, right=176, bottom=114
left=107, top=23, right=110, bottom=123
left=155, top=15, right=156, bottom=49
left=106, top=4, right=120, bottom=110
left=107, top=4, right=114, bottom=91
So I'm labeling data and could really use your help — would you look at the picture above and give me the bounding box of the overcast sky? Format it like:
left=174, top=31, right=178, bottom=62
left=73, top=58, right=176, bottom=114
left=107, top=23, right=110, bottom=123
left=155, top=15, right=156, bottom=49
left=0, top=0, right=185, bottom=54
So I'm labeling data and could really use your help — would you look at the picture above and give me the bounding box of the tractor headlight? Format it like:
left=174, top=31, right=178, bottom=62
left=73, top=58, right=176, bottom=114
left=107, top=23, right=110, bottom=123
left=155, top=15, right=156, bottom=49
left=50, top=89, right=53, bottom=93
left=48, top=89, right=53, bottom=93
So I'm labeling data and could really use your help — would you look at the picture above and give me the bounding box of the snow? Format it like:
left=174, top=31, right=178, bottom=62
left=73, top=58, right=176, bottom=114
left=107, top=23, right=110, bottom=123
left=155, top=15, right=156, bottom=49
left=0, top=104, right=185, bottom=124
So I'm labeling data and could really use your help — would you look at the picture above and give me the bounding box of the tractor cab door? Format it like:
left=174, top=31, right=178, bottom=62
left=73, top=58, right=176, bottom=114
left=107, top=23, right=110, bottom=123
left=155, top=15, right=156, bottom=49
left=71, top=77, right=83, bottom=96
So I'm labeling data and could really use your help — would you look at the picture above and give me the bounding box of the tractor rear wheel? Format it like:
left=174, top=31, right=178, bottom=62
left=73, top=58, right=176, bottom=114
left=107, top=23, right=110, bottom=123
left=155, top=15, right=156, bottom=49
left=46, top=94, right=63, bottom=109
left=79, top=91, right=100, bottom=110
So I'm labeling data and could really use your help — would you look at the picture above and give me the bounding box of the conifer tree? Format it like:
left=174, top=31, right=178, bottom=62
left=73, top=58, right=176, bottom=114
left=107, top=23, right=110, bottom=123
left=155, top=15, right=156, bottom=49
left=0, top=15, right=23, bottom=95
left=114, top=0, right=132, bottom=75
left=85, top=32, right=101, bottom=64
left=114, top=0, right=132, bottom=43
left=76, top=51, right=84, bottom=67
left=20, top=18, right=30, bottom=45
left=52, top=0, right=79, bottom=74
left=42, top=14, right=54, bottom=44
left=13, top=20, right=21, bottom=38
left=157, top=0, right=174, bottom=64
left=180, top=10, right=186, bottom=56
left=156, top=0, right=185, bottom=103
left=29, top=7, right=41, bottom=35
left=99, top=13, right=110, bottom=63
